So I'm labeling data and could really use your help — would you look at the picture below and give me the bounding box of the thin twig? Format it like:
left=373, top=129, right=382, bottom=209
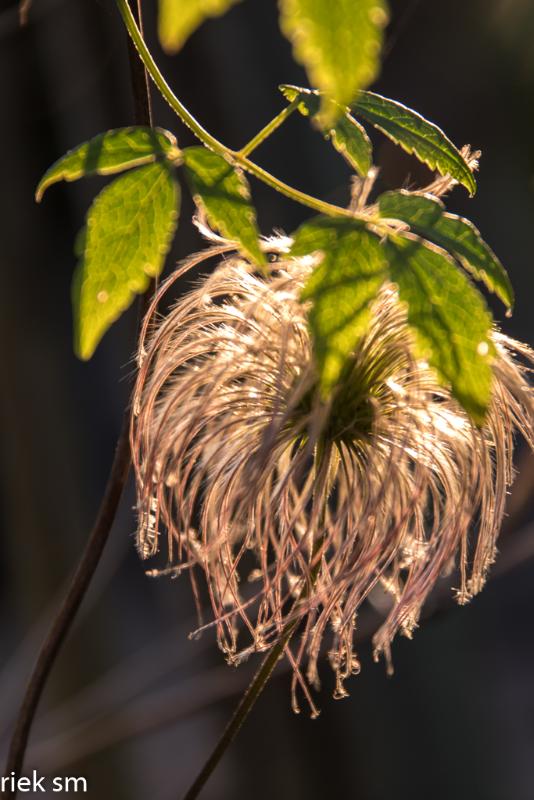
left=183, top=626, right=295, bottom=800
left=18, top=0, right=31, bottom=26
left=1, top=2, right=152, bottom=794
left=126, top=0, right=152, bottom=127
left=114, top=0, right=373, bottom=223
left=183, top=503, right=331, bottom=800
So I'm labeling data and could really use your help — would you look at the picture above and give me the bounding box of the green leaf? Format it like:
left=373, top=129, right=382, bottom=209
left=353, top=91, right=476, bottom=195
left=386, top=235, right=494, bottom=423
left=292, top=217, right=388, bottom=389
left=158, top=0, right=241, bottom=53
left=279, top=0, right=388, bottom=125
left=379, top=191, right=513, bottom=309
left=329, top=114, right=372, bottom=176
left=280, top=85, right=372, bottom=176
left=73, top=162, right=179, bottom=360
left=36, top=127, right=179, bottom=202
left=182, top=146, right=265, bottom=265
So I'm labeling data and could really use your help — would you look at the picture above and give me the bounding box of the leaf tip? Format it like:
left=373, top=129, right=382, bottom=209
left=75, top=345, right=94, bottom=362
left=73, top=326, right=96, bottom=361
left=462, top=165, right=477, bottom=197
left=35, top=180, right=47, bottom=203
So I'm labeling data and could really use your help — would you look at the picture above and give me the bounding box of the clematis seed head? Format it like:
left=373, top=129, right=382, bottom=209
left=131, top=237, right=534, bottom=709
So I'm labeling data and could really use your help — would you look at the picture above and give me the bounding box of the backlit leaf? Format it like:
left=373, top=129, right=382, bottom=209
left=379, top=191, right=513, bottom=308
left=158, top=0, right=241, bottom=53
left=353, top=91, right=476, bottom=195
left=279, top=0, right=388, bottom=125
left=329, top=114, right=372, bottom=176
left=182, top=146, right=265, bottom=265
left=292, top=217, right=388, bottom=389
left=36, top=127, right=178, bottom=201
left=73, top=162, right=179, bottom=360
left=386, top=234, right=494, bottom=423
left=280, top=85, right=372, bottom=175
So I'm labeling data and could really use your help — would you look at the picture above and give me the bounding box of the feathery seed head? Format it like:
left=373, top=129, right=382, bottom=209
left=131, top=237, right=534, bottom=709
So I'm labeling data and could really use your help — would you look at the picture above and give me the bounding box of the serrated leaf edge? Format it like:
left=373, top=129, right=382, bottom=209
left=354, top=91, right=476, bottom=196
left=36, top=127, right=179, bottom=202
left=378, top=190, right=513, bottom=309
left=74, top=166, right=179, bottom=360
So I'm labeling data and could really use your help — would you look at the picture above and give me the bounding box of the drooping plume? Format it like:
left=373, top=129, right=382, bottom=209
left=131, top=237, right=534, bottom=709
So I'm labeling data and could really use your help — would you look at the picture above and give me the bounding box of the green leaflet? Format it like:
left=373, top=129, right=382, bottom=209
left=353, top=91, right=476, bottom=195
left=280, top=85, right=372, bottom=176
left=158, top=0, right=241, bottom=53
left=292, top=217, right=388, bottom=390
left=73, top=162, right=179, bottom=360
left=278, top=0, right=388, bottom=125
left=386, top=235, right=494, bottom=423
left=36, top=127, right=178, bottom=201
left=329, top=114, right=372, bottom=176
left=379, top=190, right=513, bottom=309
left=182, top=146, right=265, bottom=265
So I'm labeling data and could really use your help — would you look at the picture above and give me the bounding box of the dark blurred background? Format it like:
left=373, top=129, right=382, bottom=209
left=2, top=0, right=534, bottom=797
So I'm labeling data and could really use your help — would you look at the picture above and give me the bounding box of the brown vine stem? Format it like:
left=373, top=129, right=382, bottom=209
left=183, top=464, right=331, bottom=800
left=1, top=2, right=152, bottom=795
left=182, top=623, right=296, bottom=800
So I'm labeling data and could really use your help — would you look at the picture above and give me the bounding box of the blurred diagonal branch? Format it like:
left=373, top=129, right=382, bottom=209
left=18, top=0, right=31, bottom=26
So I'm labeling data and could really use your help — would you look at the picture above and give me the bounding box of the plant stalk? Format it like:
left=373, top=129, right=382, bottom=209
left=114, top=0, right=360, bottom=220
left=238, top=98, right=299, bottom=157
left=183, top=498, right=329, bottom=800
left=182, top=622, right=296, bottom=800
